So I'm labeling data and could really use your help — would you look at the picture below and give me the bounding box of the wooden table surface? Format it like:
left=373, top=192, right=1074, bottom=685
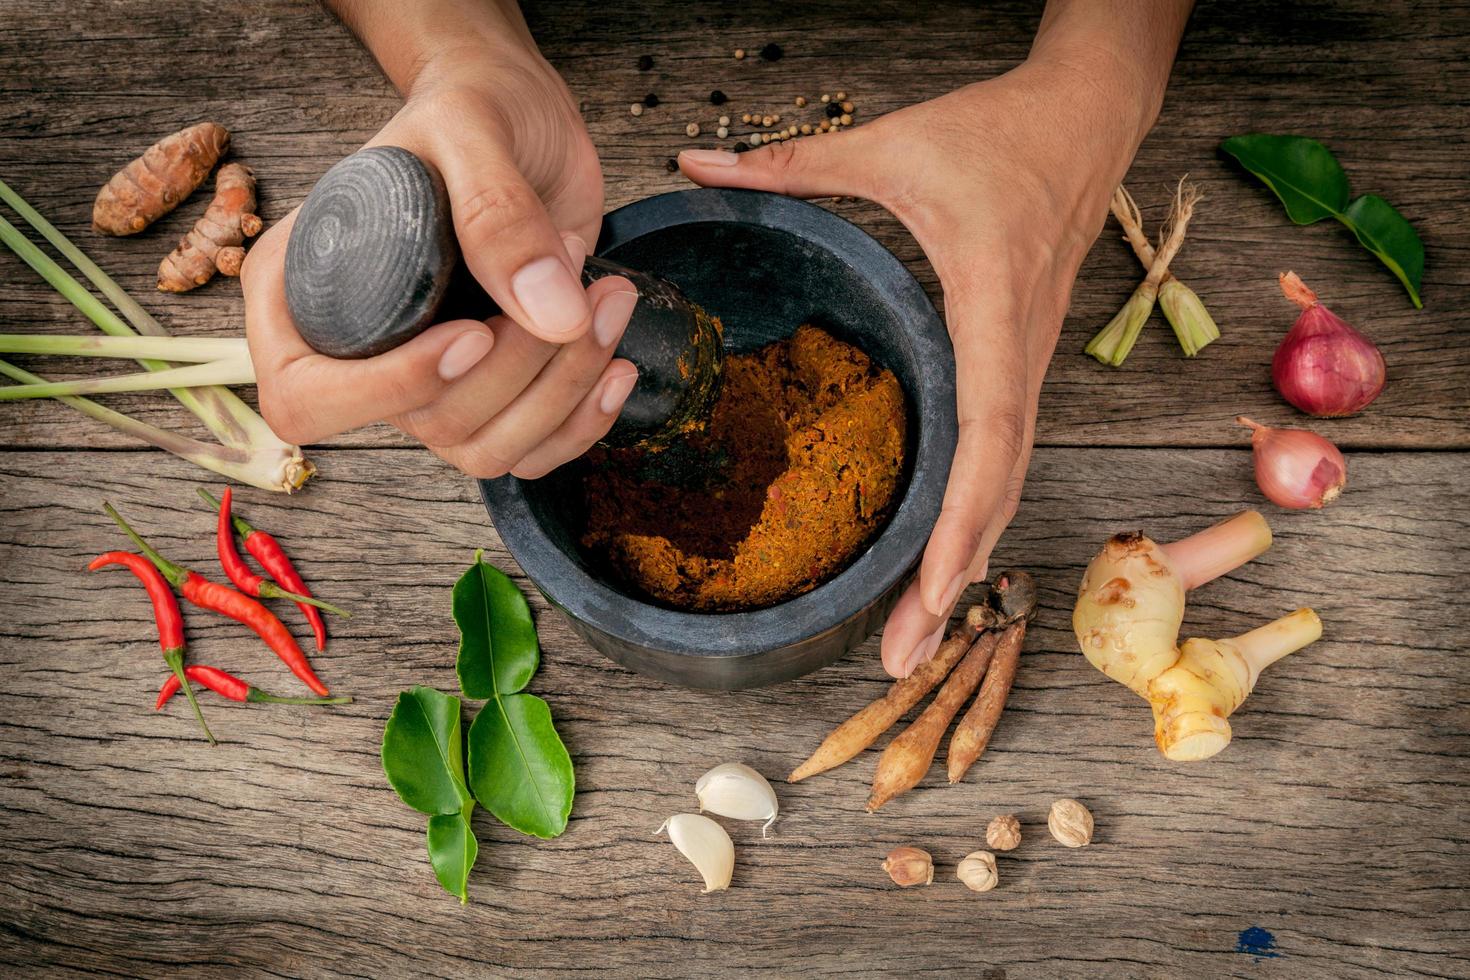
left=2, top=1, right=1467, bottom=976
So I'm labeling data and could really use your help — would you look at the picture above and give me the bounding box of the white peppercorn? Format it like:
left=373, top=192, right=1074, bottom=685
left=987, top=814, right=1022, bottom=851
left=1048, top=799, right=1094, bottom=847
left=956, top=851, right=998, bottom=893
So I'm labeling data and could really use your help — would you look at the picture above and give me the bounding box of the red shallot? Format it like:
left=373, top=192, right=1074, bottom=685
left=1237, top=416, right=1346, bottom=509
left=1274, top=272, right=1386, bottom=417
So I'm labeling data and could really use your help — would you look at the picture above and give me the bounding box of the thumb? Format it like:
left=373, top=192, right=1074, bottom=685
left=677, top=128, right=883, bottom=200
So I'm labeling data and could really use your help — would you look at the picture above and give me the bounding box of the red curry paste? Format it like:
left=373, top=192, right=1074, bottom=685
left=582, top=324, right=906, bottom=611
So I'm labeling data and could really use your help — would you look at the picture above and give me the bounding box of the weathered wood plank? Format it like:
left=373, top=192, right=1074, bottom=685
left=0, top=446, right=1465, bottom=976
left=0, top=0, right=1466, bottom=453
left=1, top=0, right=1467, bottom=976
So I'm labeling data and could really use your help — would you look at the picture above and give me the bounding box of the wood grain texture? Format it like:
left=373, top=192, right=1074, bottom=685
left=0, top=447, right=1466, bottom=977
left=1, top=0, right=1467, bottom=977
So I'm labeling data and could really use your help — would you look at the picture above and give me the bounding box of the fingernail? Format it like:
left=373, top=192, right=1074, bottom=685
left=901, top=625, right=945, bottom=677
left=937, top=571, right=967, bottom=617
left=599, top=369, right=638, bottom=415
left=593, top=290, right=638, bottom=348
left=511, top=255, right=590, bottom=340
left=437, top=331, right=494, bottom=381
left=561, top=232, right=588, bottom=278
left=679, top=149, right=739, bottom=168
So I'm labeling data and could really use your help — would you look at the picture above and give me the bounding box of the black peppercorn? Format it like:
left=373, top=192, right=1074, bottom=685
left=733, top=141, right=754, bottom=153
left=665, top=157, right=679, bottom=173
left=637, top=55, right=654, bottom=72
left=643, top=93, right=660, bottom=108
left=709, top=90, right=728, bottom=106
left=825, top=101, right=842, bottom=119
left=759, top=43, right=783, bottom=61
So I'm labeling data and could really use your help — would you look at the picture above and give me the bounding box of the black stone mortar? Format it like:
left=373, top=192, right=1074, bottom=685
left=481, top=189, right=957, bottom=690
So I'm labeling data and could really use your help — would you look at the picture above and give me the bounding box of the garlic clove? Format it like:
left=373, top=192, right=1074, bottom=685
left=657, top=813, right=734, bottom=893
left=694, top=762, right=778, bottom=837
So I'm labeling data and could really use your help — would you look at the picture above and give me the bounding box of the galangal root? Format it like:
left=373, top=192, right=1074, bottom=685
left=789, top=570, right=1038, bottom=811
left=93, top=122, right=230, bottom=235
left=157, top=163, right=262, bottom=292
left=1073, top=510, right=1323, bottom=761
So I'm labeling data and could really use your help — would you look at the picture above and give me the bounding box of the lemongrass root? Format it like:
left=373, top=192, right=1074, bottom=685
left=0, top=359, right=310, bottom=492
left=1087, top=178, right=1204, bottom=367
left=1113, top=183, right=1220, bottom=358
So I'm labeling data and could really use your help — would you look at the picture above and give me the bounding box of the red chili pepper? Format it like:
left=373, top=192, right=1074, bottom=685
left=157, top=665, right=353, bottom=709
left=88, top=550, right=215, bottom=744
left=103, top=502, right=333, bottom=697
left=198, top=488, right=340, bottom=653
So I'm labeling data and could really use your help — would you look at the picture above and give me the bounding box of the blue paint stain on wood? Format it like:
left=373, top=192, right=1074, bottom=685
left=1237, top=926, right=1281, bottom=959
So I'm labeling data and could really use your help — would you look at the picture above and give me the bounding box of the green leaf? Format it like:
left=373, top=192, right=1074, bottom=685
left=455, top=549, right=539, bottom=699
left=1339, top=194, right=1425, bottom=308
left=1220, top=134, right=1350, bottom=223
left=467, top=693, right=574, bottom=839
left=426, top=809, right=478, bottom=905
left=381, top=686, right=471, bottom=816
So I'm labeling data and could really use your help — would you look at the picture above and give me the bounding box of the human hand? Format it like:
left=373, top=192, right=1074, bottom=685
left=245, top=16, right=639, bottom=478
left=679, top=49, right=1167, bottom=676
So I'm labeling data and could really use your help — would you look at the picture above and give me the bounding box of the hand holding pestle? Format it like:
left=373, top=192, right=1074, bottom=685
left=282, top=146, right=722, bottom=448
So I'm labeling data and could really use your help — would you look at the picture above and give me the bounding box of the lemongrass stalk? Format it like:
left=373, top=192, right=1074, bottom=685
left=1111, top=184, right=1220, bottom=357
left=0, top=358, right=308, bottom=492
left=0, top=334, right=248, bottom=362
left=1086, top=179, right=1202, bottom=367
left=0, top=210, right=238, bottom=436
left=0, top=359, right=255, bottom=400
left=0, top=177, right=283, bottom=453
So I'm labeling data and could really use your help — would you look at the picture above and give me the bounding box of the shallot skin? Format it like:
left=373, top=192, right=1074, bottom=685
left=1238, top=417, right=1347, bottom=510
left=1274, top=272, right=1386, bottom=417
